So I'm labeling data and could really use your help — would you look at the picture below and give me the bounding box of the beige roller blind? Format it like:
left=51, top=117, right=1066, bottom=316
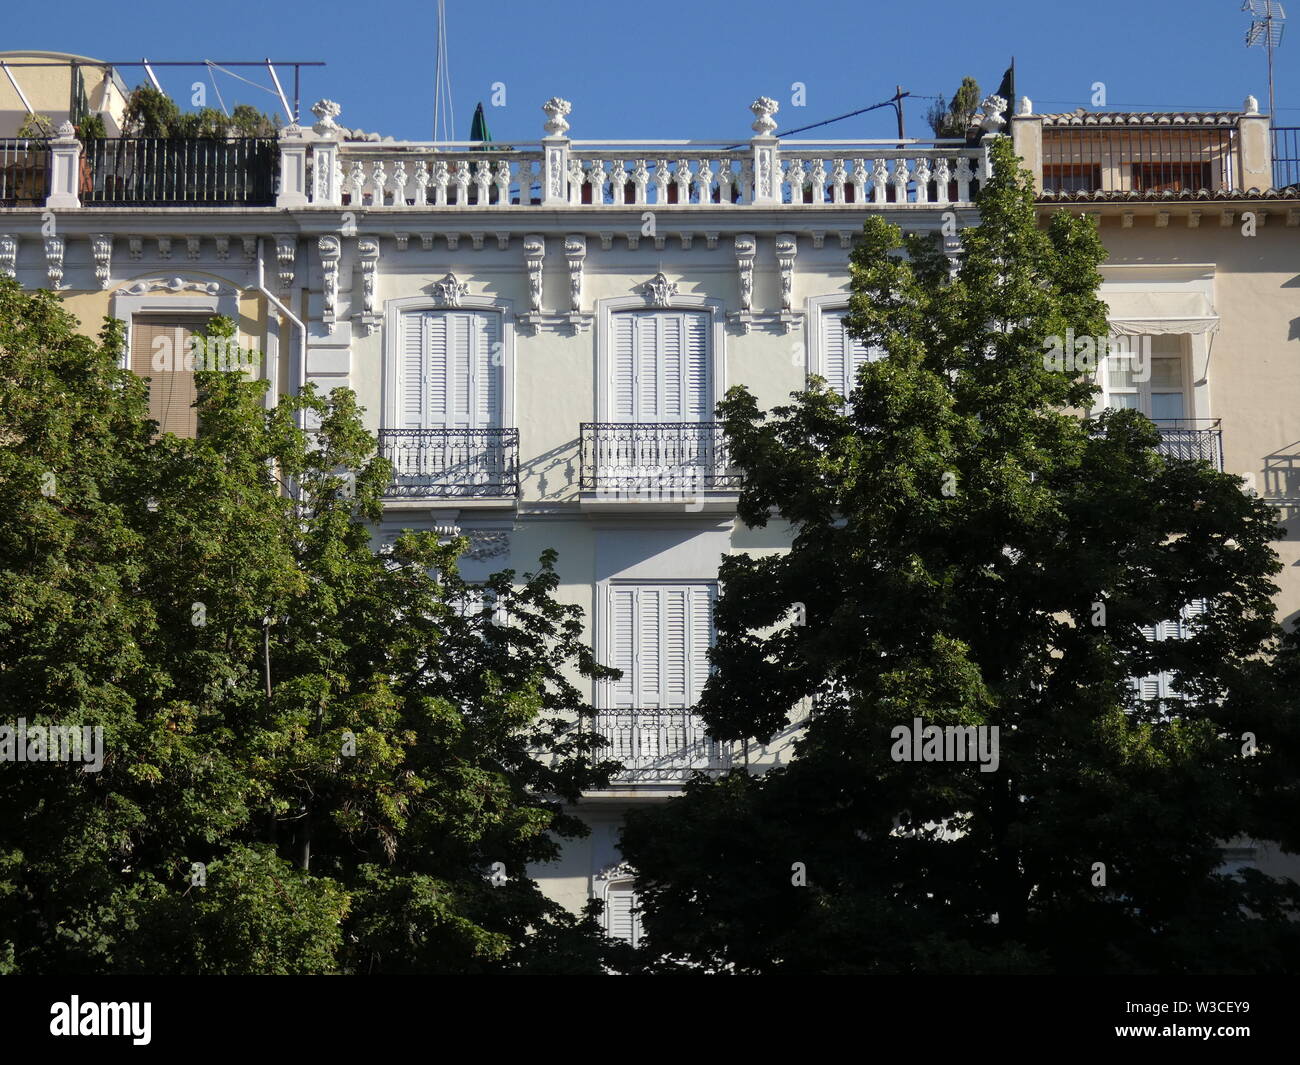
left=129, top=316, right=200, bottom=438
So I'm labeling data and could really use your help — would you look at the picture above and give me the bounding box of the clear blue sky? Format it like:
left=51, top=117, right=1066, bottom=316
left=3, top=0, right=1293, bottom=141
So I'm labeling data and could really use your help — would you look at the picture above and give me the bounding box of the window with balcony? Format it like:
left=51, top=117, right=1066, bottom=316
left=597, top=582, right=729, bottom=784
left=584, top=308, right=736, bottom=496
left=129, top=315, right=201, bottom=438
left=1099, top=334, right=1222, bottom=467
left=384, top=309, right=518, bottom=498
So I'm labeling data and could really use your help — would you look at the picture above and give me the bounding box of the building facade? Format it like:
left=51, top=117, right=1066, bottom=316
left=2, top=81, right=1297, bottom=939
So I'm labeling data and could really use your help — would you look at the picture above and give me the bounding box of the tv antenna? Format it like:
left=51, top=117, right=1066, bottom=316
left=432, top=0, right=456, bottom=141
left=1243, top=0, right=1286, bottom=119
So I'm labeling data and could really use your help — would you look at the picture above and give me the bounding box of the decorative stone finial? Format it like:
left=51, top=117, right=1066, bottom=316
left=977, top=95, right=1008, bottom=133
left=542, top=97, right=572, bottom=137
left=311, top=99, right=342, bottom=133
left=1018, top=95, right=1033, bottom=116
left=1244, top=95, right=1260, bottom=115
left=55, top=120, right=76, bottom=139
left=750, top=97, right=779, bottom=135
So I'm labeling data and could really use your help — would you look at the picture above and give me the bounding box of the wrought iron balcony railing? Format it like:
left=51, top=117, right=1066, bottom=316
left=1273, top=127, right=1300, bottom=189
left=379, top=428, right=519, bottom=499
left=82, top=137, right=278, bottom=206
left=1039, top=127, right=1238, bottom=197
left=579, top=422, right=741, bottom=495
left=594, top=708, right=732, bottom=784
left=1155, top=419, right=1222, bottom=470
left=0, top=138, right=50, bottom=206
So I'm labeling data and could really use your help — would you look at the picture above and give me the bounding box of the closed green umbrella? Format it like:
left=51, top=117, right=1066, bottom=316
left=469, top=102, right=491, bottom=144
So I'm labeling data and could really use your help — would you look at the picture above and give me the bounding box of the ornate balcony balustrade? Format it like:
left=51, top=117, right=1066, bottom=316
left=289, top=95, right=991, bottom=211
left=580, top=422, right=740, bottom=495
left=379, top=427, right=519, bottom=499
left=594, top=707, right=732, bottom=784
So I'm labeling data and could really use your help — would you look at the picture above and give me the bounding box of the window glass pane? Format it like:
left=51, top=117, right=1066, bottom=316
left=1149, top=333, right=1182, bottom=355
left=1151, top=392, right=1185, bottom=421
left=1150, top=356, right=1182, bottom=388
left=1107, top=356, right=1136, bottom=389
left=1108, top=393, right=1140, bottom=411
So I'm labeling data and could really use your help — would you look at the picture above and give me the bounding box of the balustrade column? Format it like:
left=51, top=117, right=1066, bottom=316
left=541, top=97, right=572, bottom=206
left=749, top=97, right=781, bottom=205
left=46, top=122, right=81, bottom=209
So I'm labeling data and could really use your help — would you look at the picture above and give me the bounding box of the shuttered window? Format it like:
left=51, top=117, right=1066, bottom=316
left=607, top=584, right=715, bottom=713
left=610, top=311, right=709, bottom=421
left=129, top=316, right=201, bottom=438
left=401, top=310, right=502, bottom=428
left=1131, top=598, right=1208, bottom=706
left=821, top=307, right=883, bottom=402
left=604, top=880, right=642, bottom=947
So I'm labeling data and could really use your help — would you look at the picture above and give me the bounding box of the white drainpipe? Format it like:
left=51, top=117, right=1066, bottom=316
left=254, top=237, right=305, bottom=412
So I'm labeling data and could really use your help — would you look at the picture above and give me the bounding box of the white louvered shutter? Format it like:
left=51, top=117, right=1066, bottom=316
left=402, top=313, right=428, bottom=427
left=683, top=312, right=709, bottom=419
left=402, top=311, right=501, bottom=429
left=1134, top=599, right=1210, bottom=705
left=612, top=311, right=710, bottom=421
left=822, top=308, right=882, bottom=401
left=612, top=313, right=637, bottom=420
left=608, top=584, right=715, bottom=710
left=605, top=882, right=641, bottom=947
left=474, top=312, right=502, bottom=427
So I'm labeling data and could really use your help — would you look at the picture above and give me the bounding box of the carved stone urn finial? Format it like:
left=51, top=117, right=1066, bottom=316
left=542, top=97, right=572, bottom=137
left=750, top=97, right=779, bottom=135
left=1018, top=95, right=1033, bottom=116
left=55, top=120, right=77, bottom=139
left=1244, top=95, right=1260, bottom=115
left=977, top=95, right=1008, bottom=133
left=311, top=99, right=342, bottom=133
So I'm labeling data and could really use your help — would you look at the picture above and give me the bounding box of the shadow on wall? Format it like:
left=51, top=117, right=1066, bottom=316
left=520, top=437, right=579, bottom=501
left=1263, top=441, right=1300, bottom=631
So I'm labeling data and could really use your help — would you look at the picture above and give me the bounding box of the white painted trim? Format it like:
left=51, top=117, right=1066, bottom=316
left=594, top=293, right=726, bottom=421
left=381, top=294, right=516, bottom=431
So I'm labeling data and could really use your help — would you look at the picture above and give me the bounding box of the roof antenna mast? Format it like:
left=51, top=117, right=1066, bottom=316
left=432, top=0, right=456, bottom=142
left=1243, top=0, right=1287, bottom=120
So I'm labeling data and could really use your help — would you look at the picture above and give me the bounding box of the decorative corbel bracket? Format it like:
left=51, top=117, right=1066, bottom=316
left=45, top=236, right=65, bottom=290
left=564, top=234, right=586, bottom=311
left=0, top=234, right=18, bottom=278
left=92, top=234, right=113, bottom=289
left=726, top=234, right=758, bottom=334
left=318, top=235, right=341, bottom=331
left=775, top=233, right=799, bottom=333
left=275, top=234, right=297, bottom=290
left=355, top=237, right=380, bottom=334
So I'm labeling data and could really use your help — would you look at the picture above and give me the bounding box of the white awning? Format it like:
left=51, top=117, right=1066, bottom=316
left=1104, top=290, right=1219, bottom=336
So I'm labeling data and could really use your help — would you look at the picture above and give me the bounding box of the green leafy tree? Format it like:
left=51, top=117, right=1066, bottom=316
left=122, top=86, right=279, bottom=138
left=0, top=286, right=619, bottom=973
left=619, top=136, right=1300, bottom=974
left=927, top=76, right=981, bottom=139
